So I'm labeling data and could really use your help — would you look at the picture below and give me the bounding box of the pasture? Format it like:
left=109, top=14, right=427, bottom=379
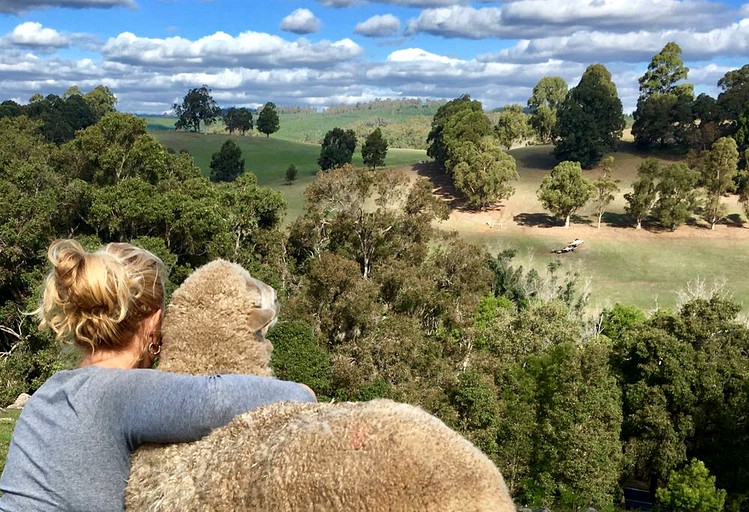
left=434, top=143, right=749, bottom=314
left=147, top=121, right=749, bottom=315
left=149, top=129, right=426, bottom=218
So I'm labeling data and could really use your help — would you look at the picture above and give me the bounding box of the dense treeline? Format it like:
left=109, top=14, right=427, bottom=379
left=0, top=109, right=286, bottom=407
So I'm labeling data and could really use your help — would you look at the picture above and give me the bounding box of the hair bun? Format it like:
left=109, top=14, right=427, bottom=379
left=37, top=239, right=165, bottom=350
left=49, top=239, right=87, bottom=298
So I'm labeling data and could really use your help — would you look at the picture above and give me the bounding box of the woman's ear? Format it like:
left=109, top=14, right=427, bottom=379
left=144, top=308, right=163, bottom=337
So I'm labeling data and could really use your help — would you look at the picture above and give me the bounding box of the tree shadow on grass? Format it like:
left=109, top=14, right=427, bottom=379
left=412, top=161, right=463, bottom=208
left=514, top=212, right=559, bottom=227
left=725, top=213, right=745, bottom=228
left=601, top=211, right=632, bottom=228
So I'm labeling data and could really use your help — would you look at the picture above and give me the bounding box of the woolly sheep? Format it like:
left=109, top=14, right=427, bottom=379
left=126, top=259, right=514, bottom=511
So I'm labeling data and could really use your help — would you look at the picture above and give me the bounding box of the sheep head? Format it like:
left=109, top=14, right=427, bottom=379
left=158, top=259, right=278, bottom=376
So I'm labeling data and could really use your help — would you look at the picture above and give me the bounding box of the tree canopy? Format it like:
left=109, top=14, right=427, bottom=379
left=537, top=160, right=595, bottom=227
left=174, top=86, right=221, bottom=133
left=553, top=64, right=625, bottom=167
left=527, top=76, right=567, bottom=144
left=633, top=42, right=694, bottom=148
left=494, top=104, right=531, bottom=150
left=318, top=127, right=357, bottom=171
left=256, top=102, right=280, bottom=137
left=209, top=139, right=245, bottom=182
left=224, top=107, right=253, bottom=135
left=451, top=135, right=518, bottom=209
left=361, top=127, right=388, bottom=170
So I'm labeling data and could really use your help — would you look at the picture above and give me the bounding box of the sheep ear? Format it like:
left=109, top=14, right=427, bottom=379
left=248, top=308, right=277, bottom=333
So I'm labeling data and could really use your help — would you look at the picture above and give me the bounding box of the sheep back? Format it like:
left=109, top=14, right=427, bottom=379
left=129, top=399, right=514, bottom=512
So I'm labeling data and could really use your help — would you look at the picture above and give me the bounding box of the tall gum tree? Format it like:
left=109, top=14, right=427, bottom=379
left=553, top=64, right=625, bottom=168
left=173, top=86, right=221, bottom=133
left=527, top=76, right=567, bottom=144
left=700, top=136, right=739, bottom=229
left=632, top=42, right=693, bottom=147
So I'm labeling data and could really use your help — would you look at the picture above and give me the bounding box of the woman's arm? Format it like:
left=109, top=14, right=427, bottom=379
left=102, top=370, right=315, bottom=448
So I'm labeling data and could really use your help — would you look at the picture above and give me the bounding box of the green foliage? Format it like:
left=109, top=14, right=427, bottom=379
left=173, top=86, right=221, bottom=133
left=256, top=102, right=280, bottom=137
left=652, top=163, right=699, bottom=230
left=525, top=340, right=623, bottom=510
left=700, top=136, right=739, bottom=228
left=209, top=139, right=245, bottom=182
left=361, top=127, right=388, bottom=169
left=82, top=85, right=117, bottom=120
left=537, top=160, right=595, bottom=227
left=554, top=64, right=625, bottom=167
left=601, top=303, right=646, bottom=340
left=633, top=43, right=693, bottom=148
left=451, top=135, right=518, bottom=209
left=285, top=163, right=298, bottom=184
left=427, top=95, right=486, bottom=168
left=639, top=42, right=690, bottom=97
left=450, top=370, right=500, bottom=457
left=442, top=107, right=494, bottom=173
left=527, top=76, right=567, bottom=144
left=223, top=107, right=253, bottom=135
left=494, top=104, right=531, bottom=150
left=268, top=320, right=331, bottom=397
left=14, top=93, right=98, bottom=144
left=656, top=459, right=726, bottom=512
left=0, top=109, right=289, bottom=404
left=592, top=156, right=620, bottom=228
left=624, top=157, right=661, bottom=229
left=318, top=127, right=357, bottom=171
left=717, top=64, right=749, bottom=124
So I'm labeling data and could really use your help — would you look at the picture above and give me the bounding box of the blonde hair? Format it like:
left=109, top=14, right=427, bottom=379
left=36, top=239, right=166, bottom=352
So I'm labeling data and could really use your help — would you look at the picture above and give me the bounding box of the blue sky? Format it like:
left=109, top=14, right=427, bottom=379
left=0, top=0, right=747, bottom=113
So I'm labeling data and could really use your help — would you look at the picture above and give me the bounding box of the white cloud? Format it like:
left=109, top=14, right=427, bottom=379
left=0, top=0, right=135, bottom=14
left=741, top=3, right=749, bottom=16
left=354, top=14, right=400, bottom=37
left=406, top=1, right=735, bottom=40
left=379, top=0, right=471, bottom=5
left=480, top=20, right=749, bottom=64
left=317, top=0, right=357, bottom=6
left=102, top=30, right=363, bottom=69
left=4, top=22, right=70, bottom=48
left=281, top=8, right=322, bottom=35
left=405, top=7, right=504, bottom=39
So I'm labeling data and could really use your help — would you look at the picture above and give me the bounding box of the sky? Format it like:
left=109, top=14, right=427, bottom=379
left=0, top=0, right=747, bottom=114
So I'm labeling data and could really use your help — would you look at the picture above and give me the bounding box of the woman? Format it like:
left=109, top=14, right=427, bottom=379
left=0, top=240, right=315, bottom=511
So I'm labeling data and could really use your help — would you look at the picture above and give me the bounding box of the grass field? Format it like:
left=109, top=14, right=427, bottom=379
left=144, top=104, right=439, bottom=145
left=0, top=409, right=20, bottom=474
left=441, top=142, right=749, bottom=315
left=150, top=130, right=426, bottom=219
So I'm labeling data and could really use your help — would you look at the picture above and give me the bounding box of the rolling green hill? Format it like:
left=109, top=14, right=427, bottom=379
left=149, top=130, right=426, bottom=218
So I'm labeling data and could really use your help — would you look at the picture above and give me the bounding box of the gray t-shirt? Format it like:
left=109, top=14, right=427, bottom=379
left=0, top=366, right=314, bottom=511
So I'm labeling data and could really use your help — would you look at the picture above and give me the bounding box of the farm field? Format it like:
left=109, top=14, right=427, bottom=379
left=425, top=144, right=749, bottom=314
left=147, top=121, right=749, bottom=315
left=149, top=129, right=426, bottom=218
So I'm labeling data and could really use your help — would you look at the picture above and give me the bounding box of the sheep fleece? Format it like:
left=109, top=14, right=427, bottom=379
left=127, top=399, right=513, bottom=511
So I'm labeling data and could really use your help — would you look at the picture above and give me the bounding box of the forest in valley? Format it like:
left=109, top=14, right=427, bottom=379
left=1, top=42, right=749, bottom=511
